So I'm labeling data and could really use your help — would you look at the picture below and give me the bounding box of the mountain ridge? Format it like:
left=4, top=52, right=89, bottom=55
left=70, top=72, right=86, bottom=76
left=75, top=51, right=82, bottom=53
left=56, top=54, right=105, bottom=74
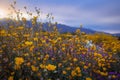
left=0, top=19, right=120, bottom=36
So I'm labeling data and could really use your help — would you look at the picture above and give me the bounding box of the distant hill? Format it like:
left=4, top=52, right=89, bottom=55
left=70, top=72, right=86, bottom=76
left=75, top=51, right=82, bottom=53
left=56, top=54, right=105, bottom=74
left=56, top=24, right=97, bottom=34
left=42, top=23, right=97, bottom=34
left=0, top=19, right=119, bottom=36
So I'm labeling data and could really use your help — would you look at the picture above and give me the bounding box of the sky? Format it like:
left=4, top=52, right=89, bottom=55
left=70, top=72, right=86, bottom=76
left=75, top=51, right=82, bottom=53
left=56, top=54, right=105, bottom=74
left=0, top=0, right=120, bottom=33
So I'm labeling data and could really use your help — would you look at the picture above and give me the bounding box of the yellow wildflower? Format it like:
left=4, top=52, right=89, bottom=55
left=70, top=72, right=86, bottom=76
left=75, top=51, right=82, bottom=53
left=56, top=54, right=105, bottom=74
left=9, top=26, right=14, bottom=28
left=45, top=54, right=49, bottom=58
left=30, top=46, right=35, bottom=51
left=112, top=75, right=116, bottom=79
left=37, top=57, right=40, bottom=60
left=42, top=40, right=46, bottom=43
left=0, top=30, right=5, bottom=34
left=86, top=77, right=92, bottom=80
left=25, top=41, right=33, bottom=46
left=33, top=37, right=38, bottom=41
left=46, top=64, right=56, bottom=71
left=17, top=26, right=24, bottom=30
left=0, top=30, right=6, bottom=36
left=15, top=57, right=24, bottom=65
left=103, top=67, right=107, bottom=71
left=71, top=70, right=77, bottom=76
left=8, top=76, right=14, bottom=80
left=0, top=50, right=3, bottom=53
left=76, top=29, right=80, bottom=34
left=11, top=72, right=15, bottom=75
left=73, top=58, right=78, bottom=62
left=40, top=64, right=46, bottom=69
left=66, top=67, right=71, bottom=70
left=31, top=65, right=38, bottom=72
left=26, top=62, right=31, bottom=67
left=23, top=34, right=30, bottom=37
left=35, top=32, right=39, bottom=36
left=84, top=65, right=88, bottom=69
left=58, top=63, right=62, bottom=67
left=76, top=67, right=81, bottom=73
left=62, top=71, right=67, bottom=74
left=100, top=72, right=108, bottom=76
left=62, top=47, right=65, bottom=51
left=14, top=65, right=20, bottom=70
left=78, top=73, right=82, bottom=76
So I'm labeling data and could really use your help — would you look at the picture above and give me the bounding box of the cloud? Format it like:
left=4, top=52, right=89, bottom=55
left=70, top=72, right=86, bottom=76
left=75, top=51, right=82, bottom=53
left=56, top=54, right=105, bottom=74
left=21, top=1, right=120, bottom=33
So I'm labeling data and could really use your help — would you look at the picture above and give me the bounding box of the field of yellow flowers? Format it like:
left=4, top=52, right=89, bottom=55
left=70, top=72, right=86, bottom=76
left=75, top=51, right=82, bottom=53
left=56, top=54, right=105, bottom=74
left=0, top=1, right=120, bottom=80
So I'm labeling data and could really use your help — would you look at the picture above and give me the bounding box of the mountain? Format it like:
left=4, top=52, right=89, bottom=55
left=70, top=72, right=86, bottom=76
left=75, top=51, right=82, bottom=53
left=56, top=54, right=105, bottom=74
left=57, top=24, right=97, bottom=34
left=42, top=23, right=97, bottom=34
left=0, top=19, right=119, bottom=35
